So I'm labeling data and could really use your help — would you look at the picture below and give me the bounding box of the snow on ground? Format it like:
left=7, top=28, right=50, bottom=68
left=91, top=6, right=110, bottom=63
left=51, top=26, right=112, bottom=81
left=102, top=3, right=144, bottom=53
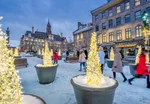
left=18, top=56, right=150, bottom=104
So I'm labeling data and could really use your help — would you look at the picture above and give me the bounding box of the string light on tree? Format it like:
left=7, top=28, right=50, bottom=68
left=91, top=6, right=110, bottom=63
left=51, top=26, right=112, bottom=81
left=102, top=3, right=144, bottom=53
left=135, top=45, right=142, bottom=64
left=110, top=47, right=114, bottom=60
left=86, top=32, right=102, bottom=87
left=14, top=48, right=19, bottom=57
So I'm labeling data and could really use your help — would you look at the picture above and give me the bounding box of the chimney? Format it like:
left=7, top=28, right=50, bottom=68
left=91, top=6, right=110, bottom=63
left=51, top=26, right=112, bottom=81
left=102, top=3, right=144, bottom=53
left=32, top=26, right=34, bottom=33
left=78, top=22, right=81, bottom=29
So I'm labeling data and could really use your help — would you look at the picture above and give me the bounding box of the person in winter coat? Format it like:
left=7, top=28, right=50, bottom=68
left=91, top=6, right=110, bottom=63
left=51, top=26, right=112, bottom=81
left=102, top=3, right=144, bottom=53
left=79, top=49, right=86, bottom=71
left=84, top=48, right=88, bottom=60
left=53, top=51, right=59, bottom=64
left=112, top=48, right=127, bottom=82
left=98, top=46, right=105, bottom=74
left=128, top=49, right=150, bottom=88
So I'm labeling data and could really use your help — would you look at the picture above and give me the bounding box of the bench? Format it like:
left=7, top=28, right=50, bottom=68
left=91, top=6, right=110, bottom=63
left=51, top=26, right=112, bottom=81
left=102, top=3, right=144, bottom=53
left=14, top=58, right=28, bottom=67
left=65, top=57, right=79, bottom=63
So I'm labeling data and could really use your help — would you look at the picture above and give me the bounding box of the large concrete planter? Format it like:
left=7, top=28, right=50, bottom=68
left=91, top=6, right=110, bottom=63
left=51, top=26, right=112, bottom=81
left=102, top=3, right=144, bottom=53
left=35, top=65, right=58, bottom=84
left=106, top=59, right=114, bottom=68
left=71, top=75, right=118, bottom=104
left=129, top=64, right=137, bottom=76
left=37, top=55, right=42, bottom=58
left=21, top=94, right=46, bottom=104
left=59, top=56, right=62, bottom=60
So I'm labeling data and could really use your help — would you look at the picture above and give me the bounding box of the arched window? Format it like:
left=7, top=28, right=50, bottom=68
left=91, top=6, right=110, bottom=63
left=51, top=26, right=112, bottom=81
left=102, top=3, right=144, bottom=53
left=135, top=25, right=143, bottom=37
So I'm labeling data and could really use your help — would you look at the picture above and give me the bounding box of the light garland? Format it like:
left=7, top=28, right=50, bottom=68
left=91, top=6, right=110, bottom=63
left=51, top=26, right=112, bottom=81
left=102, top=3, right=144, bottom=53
left=135, top=45, right=142, bottom=64
left=43, top=42, right=53, bottom=66
left=110, top=47, right=114, bottom=60
left=146, top=47, right=149, bottom=63
left=58, top=49, right=61, bottom=56
left=86, top=32, right=102, bottom=87
left=0, top=20, right=22, bottom=104
left=116, top=44, right=136, bottom=48
left=14, top=48, right=19, bottom=57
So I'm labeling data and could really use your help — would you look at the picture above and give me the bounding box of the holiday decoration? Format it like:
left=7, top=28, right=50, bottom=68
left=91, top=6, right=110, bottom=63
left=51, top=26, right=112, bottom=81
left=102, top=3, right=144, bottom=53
left=146, top=47, right=149, bottom=63
left=0, top=35, right=22, bottom=104
left=110, top=47, right=114, bottom=60
left=14, top=48, right=19, bottom=57
left=58, top=49, right=61, bottom=56
left=86, top=32, right=102, bottom=87
left=43, top=42, right=53, bottom=66
left=135, top=46, right=142, bottom=64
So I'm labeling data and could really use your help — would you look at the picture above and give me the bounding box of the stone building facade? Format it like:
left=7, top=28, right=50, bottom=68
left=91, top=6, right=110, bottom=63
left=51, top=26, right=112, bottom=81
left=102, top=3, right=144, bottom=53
left=91, top=0, right=150, bottom=57
left=20, top=21, right=67, bottom=52
left=73, top=22, right=93, bottom=52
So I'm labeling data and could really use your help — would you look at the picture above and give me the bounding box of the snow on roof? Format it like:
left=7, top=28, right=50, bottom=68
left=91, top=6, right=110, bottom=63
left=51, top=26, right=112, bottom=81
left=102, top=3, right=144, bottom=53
left=74, top=26, right=93, bottom=35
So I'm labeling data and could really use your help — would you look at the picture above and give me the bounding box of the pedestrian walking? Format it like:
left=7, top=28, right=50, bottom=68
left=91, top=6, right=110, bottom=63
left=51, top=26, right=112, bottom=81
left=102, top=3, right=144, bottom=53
left=98, top=46, right=105, bottom=74
left=53, top=51, right=59, bottom=64
left=128, top=49, right=150, bottom=88
left=84, top=48, right=88, bottom=60
left=79, top=49, right=86, bottom=71
left=112, top=48, right=127, bottom=82
left=66, top=50, right=69, bottom=61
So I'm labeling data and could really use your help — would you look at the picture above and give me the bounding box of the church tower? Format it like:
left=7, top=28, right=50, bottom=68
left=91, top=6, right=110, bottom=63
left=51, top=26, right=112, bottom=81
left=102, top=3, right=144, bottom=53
left=46, top=19, right=52, bottom=34
left=6, top=27, right=10, bottom=44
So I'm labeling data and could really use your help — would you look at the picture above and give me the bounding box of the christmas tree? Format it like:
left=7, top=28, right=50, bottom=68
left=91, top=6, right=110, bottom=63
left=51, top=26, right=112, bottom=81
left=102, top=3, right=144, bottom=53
left=14, top=48, right=19, bottom=57
left=38, top=49, right=41, bottom=55
left=135, top=46, right=142, bottom=64
left=0, top=35, right=22, bottom=103
left=86, top=32, right=102, bottom=87
left=43, top=42, right=53, bottom=66
left=42, top=48, right=44, bottom=56
left=51, top=49, right=53, bottom=56
left=58, top=49, right=61, bottom=56
left=110, top=47, right=114, bottom=60
left=145, top=47, right=149, bottom=63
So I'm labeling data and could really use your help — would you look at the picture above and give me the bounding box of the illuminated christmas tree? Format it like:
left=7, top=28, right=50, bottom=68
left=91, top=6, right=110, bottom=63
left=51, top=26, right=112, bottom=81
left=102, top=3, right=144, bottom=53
left=14, top=48, right=19, bottom=57
left=0, top=37, right=22, bottom=103
left=135, top=46, right=142, bottom=64
left=42, top=48, right=44, bottom=56
left=110, top=47, right=114, bottom=60
left=58, top=49, right=61, bottom=56
left=86, top=32, right=102, bottom=87
left=146, top=47, right=149, bottom=63
left=38, top=49, right=41, bottom=55
left=43, top=42, right=53, bottom=66
left=51, top=49, right=53, bottom=56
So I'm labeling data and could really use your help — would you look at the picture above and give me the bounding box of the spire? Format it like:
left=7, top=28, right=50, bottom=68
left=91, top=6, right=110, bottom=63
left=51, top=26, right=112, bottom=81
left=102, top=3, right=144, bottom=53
left=46, top=18, right=52, bottom=34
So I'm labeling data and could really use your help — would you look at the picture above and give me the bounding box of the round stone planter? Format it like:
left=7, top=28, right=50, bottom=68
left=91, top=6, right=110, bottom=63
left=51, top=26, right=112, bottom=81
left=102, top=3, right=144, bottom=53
left=37, top=55, right=42, bottom=58
left=106, top=59, right=114, bottom=68
left=129, top=64, right=137, bottom=76
left=129, top=64, right=146, bottom=78
left=21, top=94, right=46, bottom=104
left=59, top=56, right=62, bottom=60
left=14, top=56, right=22, bottom=58
left=35, top=65, right=58, bottom=84
left=71, top=74, right=118, bottom=104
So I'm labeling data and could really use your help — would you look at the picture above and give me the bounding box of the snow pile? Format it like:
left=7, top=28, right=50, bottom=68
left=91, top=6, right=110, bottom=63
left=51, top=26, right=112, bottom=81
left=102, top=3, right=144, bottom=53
left=73, top=75, right=116, bottom=88
left=21, top=95, right=44, bottom=104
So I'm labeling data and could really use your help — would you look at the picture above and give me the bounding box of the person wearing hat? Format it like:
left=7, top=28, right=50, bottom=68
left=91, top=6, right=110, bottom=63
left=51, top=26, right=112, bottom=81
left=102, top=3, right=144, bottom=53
left=128, top=48, right=150, bottom=88
left=79, top=49, right=86, bottom=71
left=112, top=48, right=127, bottom=82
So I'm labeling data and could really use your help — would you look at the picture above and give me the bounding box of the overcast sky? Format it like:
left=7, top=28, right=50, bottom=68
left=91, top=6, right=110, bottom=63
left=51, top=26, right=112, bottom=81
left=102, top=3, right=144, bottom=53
left=0, top=0, right=106, bottom=46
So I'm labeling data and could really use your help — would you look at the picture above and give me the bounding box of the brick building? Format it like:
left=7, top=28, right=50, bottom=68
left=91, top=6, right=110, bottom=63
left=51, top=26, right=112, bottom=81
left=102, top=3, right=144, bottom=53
left=91, top=0, right=150, bottom=57
left=20, top=21, right=67, bottom=52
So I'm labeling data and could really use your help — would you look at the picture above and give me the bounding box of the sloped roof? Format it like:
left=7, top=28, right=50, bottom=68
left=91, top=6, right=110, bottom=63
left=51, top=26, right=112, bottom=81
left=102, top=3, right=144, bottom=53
left=73, top=26, right=93, bottom=35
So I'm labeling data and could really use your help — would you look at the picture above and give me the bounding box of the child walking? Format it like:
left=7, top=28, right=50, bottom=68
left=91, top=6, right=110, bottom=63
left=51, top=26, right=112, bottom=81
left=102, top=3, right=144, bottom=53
left=79, top=49, right=86, bottom=71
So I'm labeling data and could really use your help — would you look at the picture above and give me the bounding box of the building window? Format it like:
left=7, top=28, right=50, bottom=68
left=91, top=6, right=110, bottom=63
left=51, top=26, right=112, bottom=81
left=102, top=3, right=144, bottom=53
left=136, top=25, right=143, bottom=37
left=147, top=7, right=150, bottom=15
left=109, top=20, right=113, bottom=28
left=116, top=17, right=121, bottom=26
left=135, top=0, right=140, bottom=6
left=109, top=32, right=114, bottom=42
left=109, top=9, right=113, bottom=16
left=102, top=34, right=107, bottom=42
left=125, top=2, right=130, bottom=10
left=116, top=5, right=121, bottom=13
left=116, top=30, right=122, bottom=40
left=125, top=14, right=131, bottom=23
left=102, top=12, right=106, bottom=19
left=95, top=25, right=99, bottom=31
left=80, top=33, right=83, bottom=39
left=125, top=28, right=132, bottom=39
left=95, top=14, right=99, bottom=21
left=135, top=10, right=141, bottom=20
left=102, top=22, right=107, bottom=30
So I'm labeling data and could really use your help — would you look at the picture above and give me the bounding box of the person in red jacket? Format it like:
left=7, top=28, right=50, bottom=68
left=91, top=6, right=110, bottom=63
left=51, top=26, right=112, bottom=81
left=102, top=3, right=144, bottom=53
left=53, top=51, right=59, bottom=64
left=128, top=48, right=150, bottom=88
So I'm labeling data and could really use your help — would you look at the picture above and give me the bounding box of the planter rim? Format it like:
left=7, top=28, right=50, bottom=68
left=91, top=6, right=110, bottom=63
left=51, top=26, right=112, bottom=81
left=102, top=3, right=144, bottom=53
left=35, top=64, right=58, bottom=68
left=23, top=94, right=46, bottom=104
left=71, top=74, right=118, bottom=92
left=105, top=59, right=114, bottom=61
